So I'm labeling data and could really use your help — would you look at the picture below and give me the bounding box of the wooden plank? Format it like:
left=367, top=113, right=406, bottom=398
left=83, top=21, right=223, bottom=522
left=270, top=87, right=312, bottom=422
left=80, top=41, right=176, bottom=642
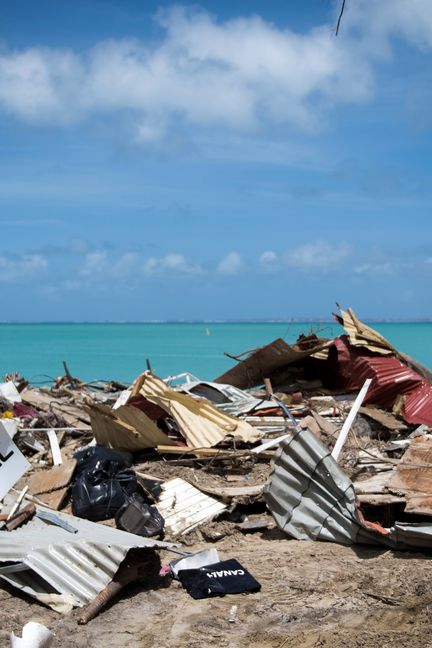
left=28, top=460, right=76, bottom=496
left=353, top=470, right=394, bottom=495
left=357, top=493, right=405, bottom=505
left=37, top=487, right=69, bottom=510
left=310, top=410, right=338, bottom=436
left=359, top=406, right=407, bottom=431
left=198, top=484, right=264, bottom=501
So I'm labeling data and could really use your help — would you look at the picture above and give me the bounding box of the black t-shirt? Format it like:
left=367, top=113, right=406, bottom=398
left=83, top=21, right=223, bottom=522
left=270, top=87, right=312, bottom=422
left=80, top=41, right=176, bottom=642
left=177, top=559, right=261, bottom=599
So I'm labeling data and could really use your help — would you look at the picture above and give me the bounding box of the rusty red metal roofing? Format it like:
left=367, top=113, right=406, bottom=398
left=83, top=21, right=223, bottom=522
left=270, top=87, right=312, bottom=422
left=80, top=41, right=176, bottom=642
left=349, top=356, right=423, bottom=407
left=333, top=336, right=432, bottom=426
left=402, top=382, right=432, bottom=426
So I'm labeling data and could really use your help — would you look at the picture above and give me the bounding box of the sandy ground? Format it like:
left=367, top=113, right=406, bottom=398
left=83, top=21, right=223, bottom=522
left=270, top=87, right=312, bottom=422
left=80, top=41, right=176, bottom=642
left=2, top=520, right=432, bottom=648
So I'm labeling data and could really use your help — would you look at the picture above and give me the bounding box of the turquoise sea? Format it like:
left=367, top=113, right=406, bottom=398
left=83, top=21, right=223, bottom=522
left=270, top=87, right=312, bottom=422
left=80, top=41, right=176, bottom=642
left=0, top=322, right=431, bottom=385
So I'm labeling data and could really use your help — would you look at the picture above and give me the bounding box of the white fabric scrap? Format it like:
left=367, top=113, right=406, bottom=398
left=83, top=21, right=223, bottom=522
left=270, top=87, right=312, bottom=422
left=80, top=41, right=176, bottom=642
left=10, top=622, right=54, bottom=648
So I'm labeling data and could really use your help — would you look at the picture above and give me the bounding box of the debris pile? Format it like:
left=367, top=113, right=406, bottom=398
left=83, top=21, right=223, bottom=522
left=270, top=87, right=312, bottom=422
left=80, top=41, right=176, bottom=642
left=1, top=305, right=432, bottom=633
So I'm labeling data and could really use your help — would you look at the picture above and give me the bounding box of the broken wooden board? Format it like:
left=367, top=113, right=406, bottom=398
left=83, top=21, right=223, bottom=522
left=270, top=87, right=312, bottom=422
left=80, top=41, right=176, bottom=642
left=21, top=389, right=91, bottom=428
left=356, top=450, right=397, bottom=472
left=359, top=406, right=407, bottom=431
left=28, top=460, right=77, bottom=496
left=37, top=487, right=69, bottom=510
left=155, top=477, right=227, bottom=536
left=197, top=483, right=265, bottom=504
left=353, top=470, right=395, bottom=495
left=387, top=437, right=432, bottom=515
left=356, top=493, right=405, bottom=506
left=310, top=410, right=338, bottom=436
left=299, top=416, right=321, bottom=436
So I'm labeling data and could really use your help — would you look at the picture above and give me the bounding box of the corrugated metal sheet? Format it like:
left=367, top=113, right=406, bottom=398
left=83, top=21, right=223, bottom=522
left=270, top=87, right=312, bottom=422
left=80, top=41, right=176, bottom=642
left=264, top=427, right=432, bottom=549
left=177, top=380, right=264, bottom=416
left=350, top=356, right=423, bottom=406
left=334, top=336, right=432, bottom=426
left=137, top=372, right=262, bottom=448
left=264, top=428, right=378, bottom=545
left=0, top=506, right=176, bottom=610
left=88, top=401, right=174, bottom=451
left=214, top=338, right=332, bottom=390
left=334, top=307, right=395, bottom=355
left=402, top=382, right=432, bottom=426
left=335, top=306, right=432, bottom=382
left=155, top=478, right=227, bottom=536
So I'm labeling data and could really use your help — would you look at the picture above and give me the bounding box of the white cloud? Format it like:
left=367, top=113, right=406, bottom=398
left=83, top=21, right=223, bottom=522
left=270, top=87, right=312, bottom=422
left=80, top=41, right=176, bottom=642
left=217, top=251, right=243, bottom=275
left=78, top=250, right=202, bottom=281
left=143, top=253, right=202, bottom=275
left=79, top=251, right=108, bottom=277
left=285, top=241, right=350, bottom=270
left=0, top=253, right=48, bottom=283
left=259, top=250, right=278, bottom=267
left=0, top=3, right=431, bottom=137
left=344, top=0, right=432, bottom=51
left=111, top=252, right=141, bottom=277
left=354, top=262, right=398, bottom=275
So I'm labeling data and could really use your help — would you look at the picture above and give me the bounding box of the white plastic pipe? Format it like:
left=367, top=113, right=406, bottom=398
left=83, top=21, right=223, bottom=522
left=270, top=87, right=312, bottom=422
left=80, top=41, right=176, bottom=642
left=331, top=378, right=372, bottom=461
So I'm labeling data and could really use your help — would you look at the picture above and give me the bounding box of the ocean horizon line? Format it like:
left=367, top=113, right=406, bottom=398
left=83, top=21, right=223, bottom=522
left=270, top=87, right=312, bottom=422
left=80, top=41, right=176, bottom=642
left=1, top=319, right=432, bottom=325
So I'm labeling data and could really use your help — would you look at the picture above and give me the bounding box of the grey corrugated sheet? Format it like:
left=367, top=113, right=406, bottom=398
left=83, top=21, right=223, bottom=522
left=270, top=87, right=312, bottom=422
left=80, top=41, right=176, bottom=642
left=264, top=427, right=432, bottom=549
left=0, top=506, right=177, bottom=609
left=177, top=380, right=264, bottom=416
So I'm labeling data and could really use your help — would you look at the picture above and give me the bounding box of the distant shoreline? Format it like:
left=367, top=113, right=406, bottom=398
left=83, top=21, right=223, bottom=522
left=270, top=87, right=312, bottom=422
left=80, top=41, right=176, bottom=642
left=1, top=320, right=431, bottom=325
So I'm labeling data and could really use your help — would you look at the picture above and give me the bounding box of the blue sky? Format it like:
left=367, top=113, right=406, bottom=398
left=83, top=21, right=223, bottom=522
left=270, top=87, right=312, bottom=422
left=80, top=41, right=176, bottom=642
left=1, top=0, right=431, bottom=321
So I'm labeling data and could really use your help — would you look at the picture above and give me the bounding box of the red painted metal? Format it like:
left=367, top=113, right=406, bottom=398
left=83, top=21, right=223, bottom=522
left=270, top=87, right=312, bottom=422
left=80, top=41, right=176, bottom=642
left=333, top=336, right=432, bottom=426
left=349, top=356, right=423, bottom=407
left=402, top=382, right=432, bottom=426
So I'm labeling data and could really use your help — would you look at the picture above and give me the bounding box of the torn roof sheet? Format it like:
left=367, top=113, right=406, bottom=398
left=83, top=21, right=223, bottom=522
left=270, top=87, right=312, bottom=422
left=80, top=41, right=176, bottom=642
left=173, top=378, right=267, bottom=416
left=134, top=372, right=262, bottom=448
left=334, top=306, right=432, bottom=382
left=349, top=355, right=423, bottom=407
left=334, top=335, right=432, bottom=426
left=334, top=306, right=395, bottom=356
left=0, top=506, right=176, bottom=611
left=213, top=337, right=332, bottom=390
left=264, top=427, right=432, bottom=550
left=87, top=400, right=175, bottom=451
left=402, top=382, right=432, bottom=427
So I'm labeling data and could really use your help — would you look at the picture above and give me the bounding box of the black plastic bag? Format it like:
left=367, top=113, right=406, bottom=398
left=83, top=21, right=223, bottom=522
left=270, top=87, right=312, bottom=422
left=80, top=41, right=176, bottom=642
left=74, top=445, right=131, bottom=476
left=72, top=446, right=137, bottom=521
left=115, top=492, right=165, bottom=537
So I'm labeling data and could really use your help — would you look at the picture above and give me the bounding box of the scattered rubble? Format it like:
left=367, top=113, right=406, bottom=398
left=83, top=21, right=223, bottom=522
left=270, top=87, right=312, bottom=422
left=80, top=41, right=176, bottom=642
left=1, top=305, right=432, bottom=645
